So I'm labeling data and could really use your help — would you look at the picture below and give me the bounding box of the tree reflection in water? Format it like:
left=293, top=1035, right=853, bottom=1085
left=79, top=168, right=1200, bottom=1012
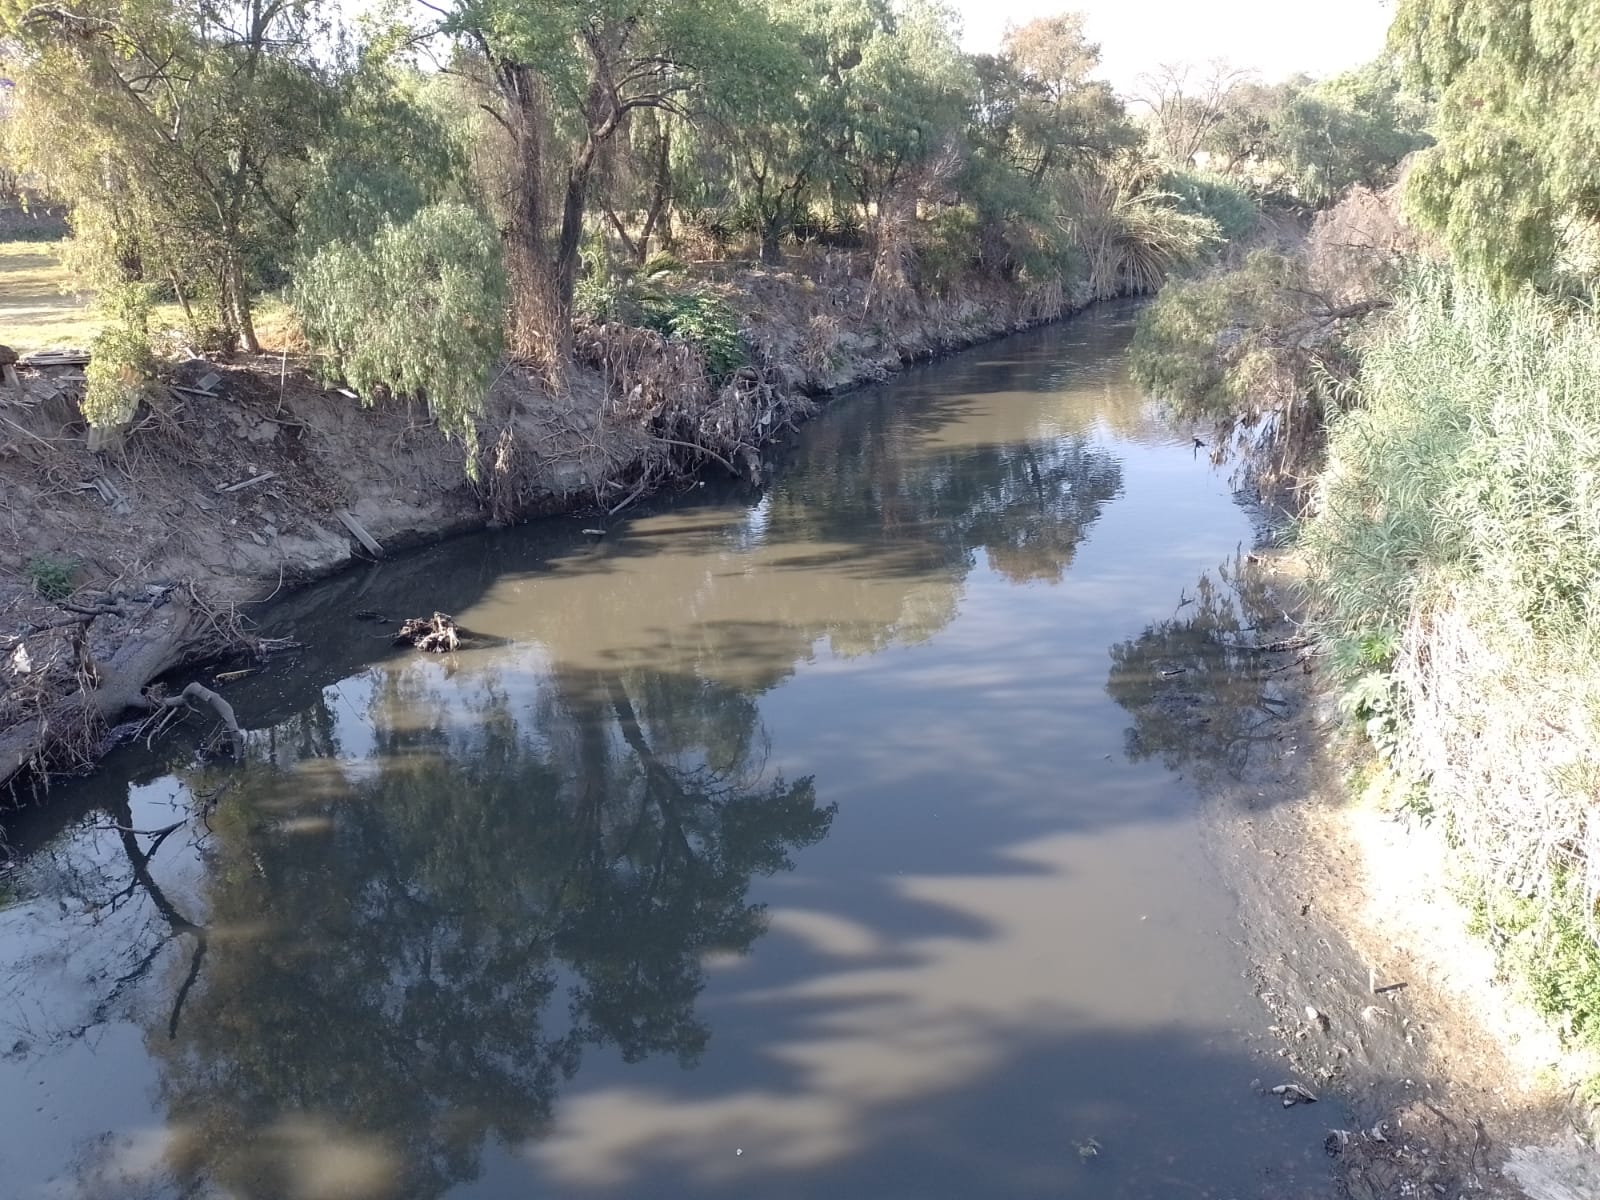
left=3, top=328, right=1146, bottom=1199
left=127, top=662, right=833, bottom=1199
left=1106, top=556, right=1299, bottom=782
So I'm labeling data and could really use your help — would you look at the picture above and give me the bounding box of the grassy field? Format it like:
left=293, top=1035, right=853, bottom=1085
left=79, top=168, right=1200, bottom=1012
left=0, top=239, right=299, bottom=354
left=0, top=240, right=108, bottom=351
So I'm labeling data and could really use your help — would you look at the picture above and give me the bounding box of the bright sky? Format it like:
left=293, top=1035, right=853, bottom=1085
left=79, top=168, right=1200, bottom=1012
left=954, top=0, right=1396, bottom=93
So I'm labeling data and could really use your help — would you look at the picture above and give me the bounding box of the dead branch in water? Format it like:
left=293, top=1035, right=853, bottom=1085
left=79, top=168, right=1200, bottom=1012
left=148, top=681, right=243, bottom=750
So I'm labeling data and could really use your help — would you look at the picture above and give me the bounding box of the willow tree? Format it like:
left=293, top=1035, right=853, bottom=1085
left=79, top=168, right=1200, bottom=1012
left=1390, top=0, right=1600, bottom=290
left=3, top=0, right=330, bottom=352
left=827, top=0, right=973, bottom=228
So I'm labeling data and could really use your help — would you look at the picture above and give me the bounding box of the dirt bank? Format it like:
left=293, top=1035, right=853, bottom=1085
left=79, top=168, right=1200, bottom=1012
left=0, top=257, right=1085, bottom=798
left=1142, top=510, right=1600, bottom=1199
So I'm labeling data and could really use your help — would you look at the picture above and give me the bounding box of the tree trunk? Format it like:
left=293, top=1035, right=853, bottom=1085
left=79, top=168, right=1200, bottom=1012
left=555, top=151, right=593, bottom=319
left=637, top=123, right=673, bottom=262
left=498, top=63, right=563, bottom=368
left=760, top=218, right=783, bottom=264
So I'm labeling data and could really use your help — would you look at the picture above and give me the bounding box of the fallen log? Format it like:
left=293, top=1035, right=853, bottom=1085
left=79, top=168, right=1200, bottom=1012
left=1, top=598, right=203, bottom=790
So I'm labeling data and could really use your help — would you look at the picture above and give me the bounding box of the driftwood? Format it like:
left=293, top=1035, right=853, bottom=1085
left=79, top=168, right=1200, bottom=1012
left=394, top=612, right=459, bottom=653
left=335, top=508, right=384, bottom=558
left=1, top=599, right=201, bottom=788
left=150, top=681, right=243, bottom=751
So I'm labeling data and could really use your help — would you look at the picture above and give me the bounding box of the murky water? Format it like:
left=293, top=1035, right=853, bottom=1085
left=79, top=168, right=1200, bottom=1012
left=0, top=311, right=1332, bottom=1198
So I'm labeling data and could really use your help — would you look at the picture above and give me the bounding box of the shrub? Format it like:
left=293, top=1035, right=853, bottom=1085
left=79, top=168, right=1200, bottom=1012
left=294, top=202, right=506, bottom=461
left=1159, top=170, right=1260, bottom=247
left=915, top=204, right=980, bottom=294
left=641, top=250, right=687, bottom=277
left=1300, top=271, right=1600, bottom=955
left=82, top=285, right=155, bottom=429
left=1058, top=169, right=1219, bottom=299
left=635, top=288, right=746, bottom=377
left=25, top=554, right=75, bottom=600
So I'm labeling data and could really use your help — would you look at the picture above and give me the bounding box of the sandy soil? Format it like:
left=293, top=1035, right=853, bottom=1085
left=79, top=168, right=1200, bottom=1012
left=1191, top=537, right=1600, bottom=1199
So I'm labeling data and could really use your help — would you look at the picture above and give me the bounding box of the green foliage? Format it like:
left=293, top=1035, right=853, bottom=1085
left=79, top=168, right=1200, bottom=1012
left=4, top=0, right=334, bottom=351
left=1301, top=274, right=1600, bottom=989
left=1159, top=170, right=1260, bottom=246
left=1271, top=61, right=1431, bottom=207
left=82, top=284, right=155, bottom=428
left=916, top=205, right=980, bottom=294
left=1390, top=0, right=1599, bottom=292
left=24, top=555, right=76, bottom=601
left=1337, top=670, right=1403, bottom=762
left=1302, top=273, right=1600, bottom=652
left=1475, top=880, right=1600, bottom=1064
left=1128, top=249, right=1304, bottom=417
left=637, top=289, right=746, bottom=377
left=641, top=251, right=687, bottom=277
left=294, top=203, right=506, bottom=459
left=1059, top=168, right=1219, bottom=300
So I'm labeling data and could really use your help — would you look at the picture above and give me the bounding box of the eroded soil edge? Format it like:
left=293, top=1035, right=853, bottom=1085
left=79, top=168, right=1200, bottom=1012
left=1, top=267, right=1082, bottom=799
left=1193, top=533, right=1600, bottom=1200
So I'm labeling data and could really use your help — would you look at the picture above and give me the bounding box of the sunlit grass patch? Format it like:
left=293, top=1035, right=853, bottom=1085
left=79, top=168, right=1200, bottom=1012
left=0, top=239, right=298, bottom=354
left=0, top=239, right=99, bottom=350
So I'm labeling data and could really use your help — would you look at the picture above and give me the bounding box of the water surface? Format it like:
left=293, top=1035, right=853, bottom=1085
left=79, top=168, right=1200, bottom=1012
left=0, top=311, right=1328, bottom=1198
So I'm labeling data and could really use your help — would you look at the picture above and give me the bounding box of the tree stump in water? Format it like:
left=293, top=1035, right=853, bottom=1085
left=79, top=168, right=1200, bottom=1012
left=394, top=612, right=460, bottom=653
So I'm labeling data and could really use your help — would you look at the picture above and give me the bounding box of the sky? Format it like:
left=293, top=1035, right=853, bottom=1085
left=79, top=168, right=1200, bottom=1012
left=954, top=0, right=1396, bottom=94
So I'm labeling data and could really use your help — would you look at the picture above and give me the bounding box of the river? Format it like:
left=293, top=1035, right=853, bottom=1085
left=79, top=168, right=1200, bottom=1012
left=0, top=309, right=1336, bottom=1198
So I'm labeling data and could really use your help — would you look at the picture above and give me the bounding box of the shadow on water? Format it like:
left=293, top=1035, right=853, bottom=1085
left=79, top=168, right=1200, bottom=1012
left=1, top=311, right=1346, bottom=1199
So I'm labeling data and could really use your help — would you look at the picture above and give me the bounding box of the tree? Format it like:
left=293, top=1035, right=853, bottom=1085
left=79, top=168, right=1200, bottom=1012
left=1198, top=76, right=1304, bottom=175
left=3, top=0, right=332, bottom=352
left=692, top=0, right=813, bottom=264
left=1133, top=59, right=1253, bottom=168
left=1389, top=0, right=1600, bottom=291
left=428, top=0, right=767, bottom=359
left=293, top=201, right=507, bottom=457
left=1000, top=14, right=1129, bottom=183
left=1271, top=61, right=1429, bottom=207
left=825, top=0, right=973, bottom=238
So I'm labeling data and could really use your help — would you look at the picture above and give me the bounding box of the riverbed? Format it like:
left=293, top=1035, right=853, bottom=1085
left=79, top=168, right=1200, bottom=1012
left=0, top=310, right=1339, bottom=1198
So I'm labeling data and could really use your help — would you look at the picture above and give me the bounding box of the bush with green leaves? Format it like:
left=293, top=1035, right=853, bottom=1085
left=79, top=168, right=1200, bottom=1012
left=636, top=288, right=746, bottom=377
left=294, top=203, right=506, bottom=462
left=1471, top=879, right=1600, bottom=1088
left=1159, top=171, right=1260, bottom=247
left=915, top=205, right=981, bottom=294
left=82, top=285, right=155, bottom=429
left=1129, top=249, right=1311, bottom=421
left=25, top=555, right=75, bottom=601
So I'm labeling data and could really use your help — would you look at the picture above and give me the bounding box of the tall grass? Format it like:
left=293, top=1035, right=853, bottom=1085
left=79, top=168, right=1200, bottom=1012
left=1301, top=272, right=1600, bottom=984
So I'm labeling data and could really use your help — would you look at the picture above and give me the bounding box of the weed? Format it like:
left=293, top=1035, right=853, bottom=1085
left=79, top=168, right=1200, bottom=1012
left=25, top=555, right=75, bottom=601
left=635, top=288, right=746, bottom=377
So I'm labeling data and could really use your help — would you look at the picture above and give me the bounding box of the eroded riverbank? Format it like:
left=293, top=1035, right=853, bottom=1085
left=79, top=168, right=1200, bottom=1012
left=1156, top=524, right=1600, bottom=1200
left=1, top=262, right=1083, bottom=795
